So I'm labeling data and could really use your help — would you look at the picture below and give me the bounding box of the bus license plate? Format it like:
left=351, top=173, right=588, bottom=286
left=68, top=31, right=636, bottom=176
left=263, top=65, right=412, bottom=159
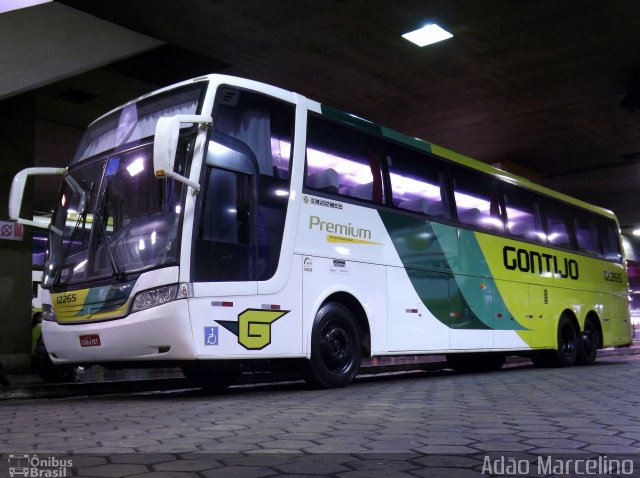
left=79, top=335, right=101, bottom=347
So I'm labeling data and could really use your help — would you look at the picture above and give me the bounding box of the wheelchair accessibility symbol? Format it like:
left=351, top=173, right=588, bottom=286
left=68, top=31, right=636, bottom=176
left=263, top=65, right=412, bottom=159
left=204, top=326, right=219, bottom=346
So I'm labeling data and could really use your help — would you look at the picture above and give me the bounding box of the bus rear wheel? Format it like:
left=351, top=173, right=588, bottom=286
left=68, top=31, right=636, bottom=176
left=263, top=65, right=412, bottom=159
left=304, top=302, right=361, bottom=389
left=576, top=318, right=600, bottom=365
left=534, top=314, right=578, bottom=368
left=181, top=361, right=240, bottom=391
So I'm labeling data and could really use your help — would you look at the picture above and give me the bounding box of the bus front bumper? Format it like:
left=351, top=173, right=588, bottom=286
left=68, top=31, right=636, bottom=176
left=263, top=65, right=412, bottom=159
left=41, top=300, right=196, bottom=364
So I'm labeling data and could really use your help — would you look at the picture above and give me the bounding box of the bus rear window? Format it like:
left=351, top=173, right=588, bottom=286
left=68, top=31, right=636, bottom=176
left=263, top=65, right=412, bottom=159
left=598, top=217, right=623, bottom=262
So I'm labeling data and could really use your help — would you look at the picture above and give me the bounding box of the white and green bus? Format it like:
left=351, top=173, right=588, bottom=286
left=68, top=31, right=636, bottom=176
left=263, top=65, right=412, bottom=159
left=9, top=75, right=632, bottom=388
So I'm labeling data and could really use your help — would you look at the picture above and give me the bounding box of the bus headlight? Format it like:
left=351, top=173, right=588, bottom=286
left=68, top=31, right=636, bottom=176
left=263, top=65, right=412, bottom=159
left=42, top=303, right=57, bottom=322
left=131, top=283, right=193, bottom=313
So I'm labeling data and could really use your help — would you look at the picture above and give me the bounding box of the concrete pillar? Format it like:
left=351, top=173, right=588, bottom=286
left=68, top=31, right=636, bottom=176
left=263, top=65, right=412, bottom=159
left=0, top=92, right=35, bottom=372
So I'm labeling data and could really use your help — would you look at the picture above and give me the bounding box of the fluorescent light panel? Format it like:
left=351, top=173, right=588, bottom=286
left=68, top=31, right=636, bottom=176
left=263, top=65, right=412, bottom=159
left=0, top=0, right=52, bottom=14
left=403, top=24, right=453, bottom=47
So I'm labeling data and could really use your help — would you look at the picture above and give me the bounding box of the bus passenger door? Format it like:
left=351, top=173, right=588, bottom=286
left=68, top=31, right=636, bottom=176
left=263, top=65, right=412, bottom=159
left=188, top=85, right=300, bottom=356
left=193, top=167, right=258, bottom=286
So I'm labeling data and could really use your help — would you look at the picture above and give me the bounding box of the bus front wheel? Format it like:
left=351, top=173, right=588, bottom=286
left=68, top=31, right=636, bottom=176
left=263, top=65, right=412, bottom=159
left=304, top=302, right=361, bottom=389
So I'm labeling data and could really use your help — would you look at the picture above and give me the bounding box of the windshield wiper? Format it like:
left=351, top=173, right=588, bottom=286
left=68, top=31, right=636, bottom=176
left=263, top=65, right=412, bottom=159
left=94, top=208, right=125, bottom=280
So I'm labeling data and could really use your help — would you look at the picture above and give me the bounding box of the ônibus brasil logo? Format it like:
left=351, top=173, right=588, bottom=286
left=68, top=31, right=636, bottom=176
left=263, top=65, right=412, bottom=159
left=8, top=454, right=73, bottom=477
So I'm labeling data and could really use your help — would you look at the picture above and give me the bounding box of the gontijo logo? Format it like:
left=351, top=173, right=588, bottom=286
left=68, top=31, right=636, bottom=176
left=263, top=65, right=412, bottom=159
left=503, top=245, right=579, bottom=280
left=217, top=309, right=289, bottom=350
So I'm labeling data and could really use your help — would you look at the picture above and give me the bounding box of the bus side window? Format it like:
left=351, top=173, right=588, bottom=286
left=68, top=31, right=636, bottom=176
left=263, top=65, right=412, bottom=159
left=573, top=211, right=600, bottom=256
left=503, top=185, right=546, bottom=244
left=305, top=115, right=385, bottom=204
left=451, top=166, right=504, bottom=233
left=542, top=200, right=575, bottom=250
left=213, top=88, right=293, bottom=178
left=385, top=141, right=450, bottom=220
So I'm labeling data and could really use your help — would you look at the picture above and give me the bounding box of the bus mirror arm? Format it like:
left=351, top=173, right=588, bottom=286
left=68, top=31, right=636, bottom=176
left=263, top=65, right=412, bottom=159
left=153, top=114, right=212, bottom=192
left=9, top=167, right=66, bottom=229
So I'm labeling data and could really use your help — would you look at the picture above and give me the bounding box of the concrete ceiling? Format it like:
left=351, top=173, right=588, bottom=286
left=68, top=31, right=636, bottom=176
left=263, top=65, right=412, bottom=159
left=22, top=1, right=640, bottom=230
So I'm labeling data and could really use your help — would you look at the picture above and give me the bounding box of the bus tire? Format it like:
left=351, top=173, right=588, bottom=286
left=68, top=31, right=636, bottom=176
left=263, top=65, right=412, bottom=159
left=304, top=302, right=361, bottom=389
left=550, top=314, right=579, bottom=367
left=576, top=318, right=600, bottom=365
left=181, top=362, right=240, bottom=391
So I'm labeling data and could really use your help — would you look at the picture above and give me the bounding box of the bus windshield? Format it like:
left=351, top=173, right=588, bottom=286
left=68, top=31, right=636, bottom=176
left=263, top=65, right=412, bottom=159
left=72, top=83, right=204, bottom=165
left=45, top=141, right=190, bottom=287
left=44, top=84, right=206, bottom=288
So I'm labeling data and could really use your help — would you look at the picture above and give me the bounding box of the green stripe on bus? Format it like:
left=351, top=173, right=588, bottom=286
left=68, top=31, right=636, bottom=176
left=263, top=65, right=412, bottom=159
left=320, top=104, right=381, bottom=135
left=451, top=227, right=526, bottom=331
left=380, top=126, right=432, bottom=153
left=379, top=211, right=525, bottom=331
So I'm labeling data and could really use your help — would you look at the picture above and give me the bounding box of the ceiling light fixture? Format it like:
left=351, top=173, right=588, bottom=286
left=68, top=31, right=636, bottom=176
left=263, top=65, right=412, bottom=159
left=402, top=24, right=453, bottom=47
left=0, top=0, right=52, bottom=14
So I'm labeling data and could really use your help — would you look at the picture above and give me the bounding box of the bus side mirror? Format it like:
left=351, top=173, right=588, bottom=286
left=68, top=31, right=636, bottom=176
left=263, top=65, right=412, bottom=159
left=9, top=167, right=65, bottom=229
left=153, top=114, right=212, bottom=192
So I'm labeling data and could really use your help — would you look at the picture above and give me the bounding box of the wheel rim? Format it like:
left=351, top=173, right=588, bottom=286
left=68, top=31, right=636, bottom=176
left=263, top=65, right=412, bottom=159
left=560, top=324, right=576, bottom=360
left=320, top=321, right=353, bottom=372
